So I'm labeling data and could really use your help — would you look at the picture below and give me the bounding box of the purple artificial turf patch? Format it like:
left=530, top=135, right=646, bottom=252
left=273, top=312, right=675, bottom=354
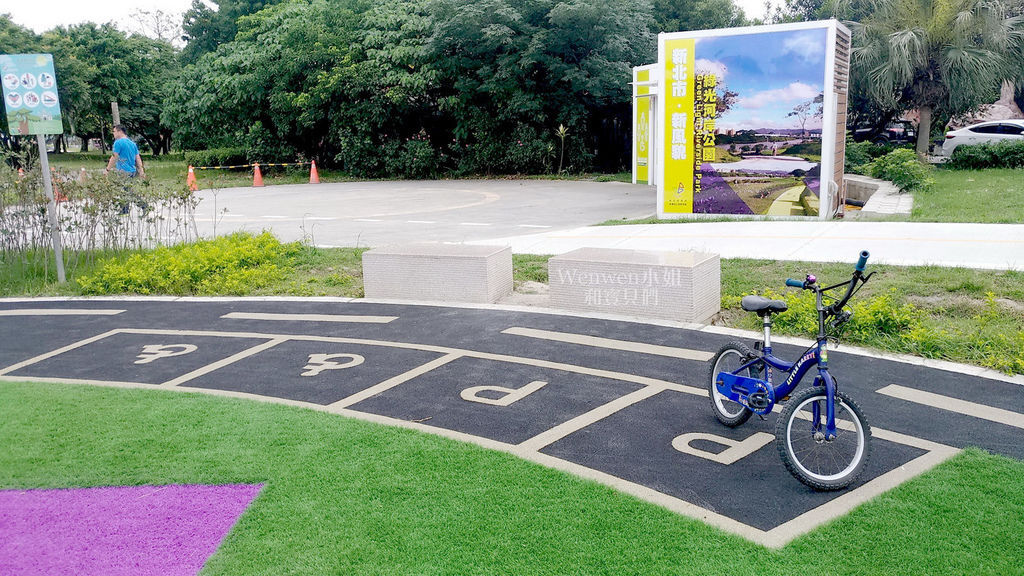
left=0, top=483, right=263, bottom=576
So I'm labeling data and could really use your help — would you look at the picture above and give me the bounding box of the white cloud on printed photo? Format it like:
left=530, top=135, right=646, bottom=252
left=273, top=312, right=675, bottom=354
left=738, top=82, right=820, bottom=109
left=695, top=59, right=728, bottom=81
left=782, top=32, right=826, bottom=64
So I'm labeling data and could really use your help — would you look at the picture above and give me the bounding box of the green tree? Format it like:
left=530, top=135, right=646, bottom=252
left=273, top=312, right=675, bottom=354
left=166, top=0, right=366, bottom=161
left=1, top=15, right=40, bottom=157
left=42, top=24, right=178, bottom=154
left=180, top=0, right=284, bottom=64
left=848, top=0, right=1024, bottom=155
left=652, top=0, right=746, bottom=31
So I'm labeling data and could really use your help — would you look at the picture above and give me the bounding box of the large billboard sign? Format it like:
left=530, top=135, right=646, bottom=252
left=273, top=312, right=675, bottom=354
left=635, top=21, right=851, bottom=219
left=1, top=53, right=63, bottom=136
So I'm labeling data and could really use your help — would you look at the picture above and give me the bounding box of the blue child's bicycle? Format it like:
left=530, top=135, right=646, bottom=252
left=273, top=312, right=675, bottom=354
left=708, top=251, right=875, bottom=490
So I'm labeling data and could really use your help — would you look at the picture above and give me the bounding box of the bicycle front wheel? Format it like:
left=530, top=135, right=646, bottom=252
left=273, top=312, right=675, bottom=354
left=776, top=387, right=871, bottom=490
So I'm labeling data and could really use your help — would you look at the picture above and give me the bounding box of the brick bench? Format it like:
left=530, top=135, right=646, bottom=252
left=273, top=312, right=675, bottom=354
left=362, top=244, right=513, bottom=303
left=548, top=248, right=720, bottom=323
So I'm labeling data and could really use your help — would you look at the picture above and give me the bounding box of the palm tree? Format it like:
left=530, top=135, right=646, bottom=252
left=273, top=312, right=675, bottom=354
left=846, top=0, right=1024, bottom=155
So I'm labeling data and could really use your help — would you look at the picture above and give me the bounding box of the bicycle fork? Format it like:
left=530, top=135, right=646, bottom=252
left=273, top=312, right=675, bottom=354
left=811, top=368, right=839, bottom=441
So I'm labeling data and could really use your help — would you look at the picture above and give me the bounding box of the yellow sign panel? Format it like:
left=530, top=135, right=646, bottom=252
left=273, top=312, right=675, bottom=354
left=635, top=69, right=650, bottom=185
left=662, top=39, right=695, bottom=214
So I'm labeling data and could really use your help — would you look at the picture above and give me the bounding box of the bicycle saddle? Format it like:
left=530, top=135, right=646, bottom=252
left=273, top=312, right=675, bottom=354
left=741, top=295, right=788, bottom=315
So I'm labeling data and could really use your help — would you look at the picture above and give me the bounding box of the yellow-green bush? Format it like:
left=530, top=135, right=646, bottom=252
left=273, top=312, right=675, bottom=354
left=738, top=288, right=1023, bottom=375
left=77, top=232, right=298, bottom=295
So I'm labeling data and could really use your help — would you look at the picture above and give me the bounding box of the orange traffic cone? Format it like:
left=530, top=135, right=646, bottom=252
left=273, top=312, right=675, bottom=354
left=309, top=160, right=320, bottom=184
left=253, top=163, right=264, bottom=187
left=50, top=168, right=68, bottom=203
left=186, top=165, right=198, bottom=191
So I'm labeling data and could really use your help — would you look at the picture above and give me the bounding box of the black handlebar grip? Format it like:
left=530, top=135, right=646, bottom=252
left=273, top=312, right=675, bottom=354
left=785, top=278, right=804, bottom=288
left=856, top=250, right=869, bottom=273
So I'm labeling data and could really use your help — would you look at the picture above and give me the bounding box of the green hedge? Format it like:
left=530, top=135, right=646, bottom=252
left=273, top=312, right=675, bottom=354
left=947, top=140, right=1024, bottom=170
left=183, top=147, right=249, bottom=168
left=77, top=232, right=298, bottom=295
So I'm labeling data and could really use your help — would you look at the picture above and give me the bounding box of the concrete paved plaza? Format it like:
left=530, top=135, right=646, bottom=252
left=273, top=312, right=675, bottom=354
left=193, top=179, right=655, bottom=247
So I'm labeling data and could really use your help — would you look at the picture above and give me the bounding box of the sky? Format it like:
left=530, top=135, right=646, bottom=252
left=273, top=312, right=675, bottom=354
left=3, top=1, right=196, bottom=34
left=695, top=28, right=828, bottom=131
left=4, top=0, right=771, bottom=35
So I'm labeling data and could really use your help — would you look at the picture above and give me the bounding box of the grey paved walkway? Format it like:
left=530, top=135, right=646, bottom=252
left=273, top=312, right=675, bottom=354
left=475, top=220, right=1024, bottom=270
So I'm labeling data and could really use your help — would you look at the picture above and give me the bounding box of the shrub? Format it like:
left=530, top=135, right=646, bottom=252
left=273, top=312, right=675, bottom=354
left=867, top=148, right=933, bottom=192
left=77, top=232, right=298, bottom=295
left=844, top=139, right=896, bottom=174
left=184, top=148, right=249, bottom=168
left=947, top=140, right=1024, bottom=170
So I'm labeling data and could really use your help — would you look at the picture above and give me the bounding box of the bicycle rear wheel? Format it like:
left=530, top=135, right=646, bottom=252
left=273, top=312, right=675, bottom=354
left=776, top=387, right=871, bottom=490
left=707, top=342, right=755, bottom=427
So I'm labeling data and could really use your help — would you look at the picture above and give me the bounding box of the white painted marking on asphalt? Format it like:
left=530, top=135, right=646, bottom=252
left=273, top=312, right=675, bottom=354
left=221, top=312, right=398, bottom=324
left=305, top=217, right=337, bottom=221
left=162, top=338, right=287, bottom=388
left=459, top=222, right=491, bottom=227
left=329, top=353, right=463, bottom=409
left=518, top=386, right=666, bottom=452
left=502, top=327, right=714, bottom=361
left=354, top=218, right=383, bottom=222
left=261, top=215, right=288, bottom=219
left=672, top=432, right=775, bottom=465
left=0, top=329, right=122, bottom=376
left=877, top=384, right=1024, bottom=429
left=407, top=220, right=436, bottom=224
left=0, top=309, right=125, bottom=316
left=517, top=224, right=552, bottom=229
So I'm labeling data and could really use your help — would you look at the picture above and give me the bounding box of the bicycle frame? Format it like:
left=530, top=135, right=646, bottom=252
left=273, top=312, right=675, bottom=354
left=715, top=284, right=840, bottom=437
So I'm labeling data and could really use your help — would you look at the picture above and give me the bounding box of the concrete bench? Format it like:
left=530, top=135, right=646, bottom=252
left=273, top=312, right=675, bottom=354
left=362, top=244, right=513, bottom=303
left=548, top=248, right=720, bottom=323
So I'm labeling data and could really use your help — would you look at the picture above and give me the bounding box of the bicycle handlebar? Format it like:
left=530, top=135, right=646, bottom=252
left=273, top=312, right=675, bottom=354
left=855, top=250, right=869, bottom=273
left=784, top=251, right=871, bottom=314
left=829, top=250, right=870, bottom=313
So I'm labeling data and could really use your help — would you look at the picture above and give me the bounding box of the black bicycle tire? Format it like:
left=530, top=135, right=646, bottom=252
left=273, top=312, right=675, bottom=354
left=776, top=387, right=871, bottom=491
left=707, top=341, right=755, bottom=427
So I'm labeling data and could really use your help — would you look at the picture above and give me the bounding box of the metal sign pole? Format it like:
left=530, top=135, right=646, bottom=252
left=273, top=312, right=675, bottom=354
left=36, top=134, right=66, bottom=283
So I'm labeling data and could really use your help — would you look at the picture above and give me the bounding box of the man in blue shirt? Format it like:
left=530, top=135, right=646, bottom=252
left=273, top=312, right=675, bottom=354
left=104, top=125, right=145, bottom=178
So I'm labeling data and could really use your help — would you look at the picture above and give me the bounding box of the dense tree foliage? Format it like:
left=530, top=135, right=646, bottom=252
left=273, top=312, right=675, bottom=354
left=1, top=16, right=177, bottom=156
left=8, top=0, right=1021, bottom=174
left=180, top=0, right=284, bottom=64
left=167, top=0, right=658, bottom=175
left=847, top=0, right=1024, bottom=154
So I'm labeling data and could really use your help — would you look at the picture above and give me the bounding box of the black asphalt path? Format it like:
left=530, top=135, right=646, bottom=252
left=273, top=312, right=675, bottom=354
left=2, top=299, right=1021, bottom=539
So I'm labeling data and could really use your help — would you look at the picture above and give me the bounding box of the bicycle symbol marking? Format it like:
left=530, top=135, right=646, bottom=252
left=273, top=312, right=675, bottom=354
left=134, top=344, right=198, bottom=364
left=461, top=380, right=548, bottom=406
left=301, top=353, right=365, bottom=377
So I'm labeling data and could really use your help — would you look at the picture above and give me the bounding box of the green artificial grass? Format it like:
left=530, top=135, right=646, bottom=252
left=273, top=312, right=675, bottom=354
left=1, top=381, right=1022, bottom=574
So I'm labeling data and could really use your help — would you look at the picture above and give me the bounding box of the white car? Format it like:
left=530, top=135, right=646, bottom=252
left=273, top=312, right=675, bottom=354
left=942, top=119, right=1024, bottom=156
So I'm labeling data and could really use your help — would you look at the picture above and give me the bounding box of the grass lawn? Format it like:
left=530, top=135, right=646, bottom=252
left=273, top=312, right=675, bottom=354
left=910, top=167, right=1024, bottom=223
left=599, top=167, right=1024, bottom=225
left=2, top=380, right=1023, bottom=575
